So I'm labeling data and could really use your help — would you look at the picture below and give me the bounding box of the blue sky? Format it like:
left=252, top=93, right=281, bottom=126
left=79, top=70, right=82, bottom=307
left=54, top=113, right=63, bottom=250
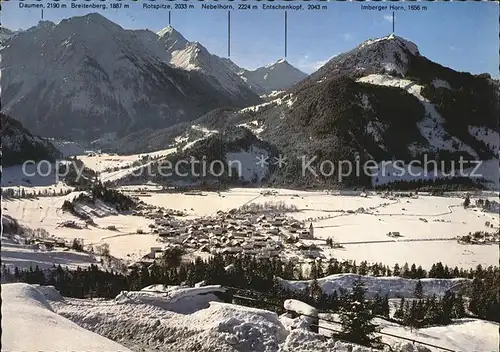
left=3, top=1, right=498, bottom=76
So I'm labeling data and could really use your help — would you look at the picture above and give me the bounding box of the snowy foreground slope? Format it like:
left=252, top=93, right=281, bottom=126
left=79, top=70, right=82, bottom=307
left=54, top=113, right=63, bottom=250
left=6, top=283, right=497, bottom=352
left=1, top=283, right=132, bottom=352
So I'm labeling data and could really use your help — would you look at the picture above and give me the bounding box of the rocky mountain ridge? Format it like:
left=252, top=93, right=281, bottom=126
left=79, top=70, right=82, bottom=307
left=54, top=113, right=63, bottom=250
left=120, top=34, right=498, bottom=189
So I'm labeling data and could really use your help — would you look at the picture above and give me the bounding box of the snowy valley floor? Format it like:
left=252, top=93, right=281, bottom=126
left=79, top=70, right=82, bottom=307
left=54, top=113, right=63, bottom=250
left=2, top=186, right=498, bottom=269
left=1, top=283, right=498, bottom=352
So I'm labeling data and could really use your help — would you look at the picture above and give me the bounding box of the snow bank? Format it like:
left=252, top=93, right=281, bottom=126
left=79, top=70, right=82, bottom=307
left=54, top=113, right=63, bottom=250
left=282, top=329, right=374, bottom=352
left=195, top=301, right=288, bottom=351
left=115, top=285, right=225, bottom=314
left=380, top=318, right=498, bottom=352
left=391, top=342, right=432, bottom=352
left=141, top=283, right=174, bottom=292
left=1, top=283, right=131, bottom=352
left=167, top=285, right=225, bottom=303
left=284, top=299, right=318, bottom=317
left=33, top=284, right=65, bottom=302
left=51, top=294, right=288, bottom=352
left=44, top=286, right=491, bottom=352
left=278, top=274, right=468, bottom=298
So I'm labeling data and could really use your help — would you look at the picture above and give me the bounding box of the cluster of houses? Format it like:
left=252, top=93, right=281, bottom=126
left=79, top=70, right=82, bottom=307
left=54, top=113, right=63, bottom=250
left=132, top=210, right=323, bottom=266
left=133, top=206, right=187, bottom=219
left=28, top=235, right=84, bottom=252
left=457, top=230, right=500, bottom=245
left=475, top=199, right=500, bottom=214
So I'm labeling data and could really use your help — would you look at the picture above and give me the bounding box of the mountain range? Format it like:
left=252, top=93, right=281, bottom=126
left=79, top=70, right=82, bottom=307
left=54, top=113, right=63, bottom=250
left=119, top=34, right=498, bottom=189
left=1, top=14, right=498, bottom=189
left=0, top=13, right=305, bottom=141
left=223, top=58, right=308, bottom=95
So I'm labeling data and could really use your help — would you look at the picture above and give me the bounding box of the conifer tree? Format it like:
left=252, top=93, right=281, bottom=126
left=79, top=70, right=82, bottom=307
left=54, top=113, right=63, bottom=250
left=414, top=279, right=424, bottom=299
left=339, top=278, right=381, bottom=347
left=393, top=263, right=401, bottom=277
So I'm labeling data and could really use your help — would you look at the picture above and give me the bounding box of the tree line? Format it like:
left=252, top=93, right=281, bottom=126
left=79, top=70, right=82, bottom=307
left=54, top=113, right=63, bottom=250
left=2, top=253, right=498, bottom=326
left=2, top=187, right=72, bottom=199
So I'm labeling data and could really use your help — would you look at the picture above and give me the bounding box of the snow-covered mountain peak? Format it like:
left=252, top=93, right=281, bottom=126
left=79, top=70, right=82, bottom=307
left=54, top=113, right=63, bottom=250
left=188, top=41, right=205, bottom=53
left=358, top=34, right=420, bottom=57
left=156, top=29, right=259, bottom=99
left=157, top=25, right=185, bottom=41
left=157, top=25, right=189, bottom=55
left=169, top=41, right=211, bottom=71
left=1, top=15, right=262, bottom=140
left=265, top=58, right=293, bottom=69
left=240, top=59, right=308, bottom=94
left=317, top=34, right=421, bottom=77
left=36, top=20, right=56, bottom=29
left=269, top=58, right=287, bottom=66
left=63, top=13, right=121, bottom=31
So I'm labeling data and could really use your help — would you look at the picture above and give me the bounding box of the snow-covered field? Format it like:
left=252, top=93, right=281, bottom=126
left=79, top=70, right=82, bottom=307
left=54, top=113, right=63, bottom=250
left=1, top=193, right=159, bottom=261
left=1, top=164, right=71, bottom=188
left=3, top=283, right=496, bottom=352
left=2, top=188, right=498, bottom=269
left=80, top=148, right=177, bottom=183
left=377, top=318, right=499, bottom=352
left=320, top=314, right=499, bottom=352
left=237, top=190, right=498, bottom=268
left=0, top=236, right=100, bottom=270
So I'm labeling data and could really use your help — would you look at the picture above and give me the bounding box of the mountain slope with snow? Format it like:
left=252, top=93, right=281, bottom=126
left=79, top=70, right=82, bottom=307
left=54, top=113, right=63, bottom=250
left=137, top=34, right=499, bottom=189
left=0, top=14, right=260, bottom=141
left=117, top=125, right=277, bottom=186
left=155, top=25, right=261, bottom=104
left=310, top=33, right=419, bottom=80
left=1, top=113, right=61, bottom=167
left=202, top=35, right=499, bottom=188
left=235, top=59, right=308, bottom=95
left=0, top=27, right=16, bottom=45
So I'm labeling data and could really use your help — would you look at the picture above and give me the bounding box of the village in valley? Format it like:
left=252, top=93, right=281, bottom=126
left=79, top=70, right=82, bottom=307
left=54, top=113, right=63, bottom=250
left=2, top=151, right=499, bottom=352
left=3, top=164, right=498, bottom=274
